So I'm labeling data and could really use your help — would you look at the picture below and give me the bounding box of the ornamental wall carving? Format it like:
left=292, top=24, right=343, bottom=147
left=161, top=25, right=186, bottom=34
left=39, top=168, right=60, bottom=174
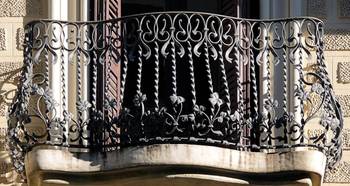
left=16, top=28, right=24, bottom=51
left=0, top=28, right=5, bottom=51
left=324, top=29, right=350, bottom=51
left=0, top=0, right=41, bottom=17
left=338, top=62, right=350, bottom=83
left=335, top=95, right=350, bottom=117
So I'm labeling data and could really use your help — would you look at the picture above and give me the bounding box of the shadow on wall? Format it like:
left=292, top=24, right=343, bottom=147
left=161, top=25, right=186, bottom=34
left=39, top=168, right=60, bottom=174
left=0, top=63, right=22, bottom=184
left=0, top=63, right=21, bottom=114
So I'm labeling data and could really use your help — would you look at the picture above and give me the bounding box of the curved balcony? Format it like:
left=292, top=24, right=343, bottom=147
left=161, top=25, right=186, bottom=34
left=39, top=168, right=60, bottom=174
left=7, top=12, right=342, bottom=185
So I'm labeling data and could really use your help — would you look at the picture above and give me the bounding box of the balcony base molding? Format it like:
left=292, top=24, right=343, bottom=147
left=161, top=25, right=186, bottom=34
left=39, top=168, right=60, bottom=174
left=25, top=144, right=326, bottom=186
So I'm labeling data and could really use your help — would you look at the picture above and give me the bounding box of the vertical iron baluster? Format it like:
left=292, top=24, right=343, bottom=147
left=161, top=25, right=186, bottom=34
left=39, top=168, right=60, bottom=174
left=136, top=45, right=143, bottom=95
left=105, top=39, right=112, bottom=109
left=187, top=41, right=196, bottom=111
left=265, top=46, right=272, bottom=146
left=249, top=47, right=258, bottom=147
left=218, top=40, right=231, bottom=113
left=297, top=33, right=304, bottom=144
left=76, top=47, right=84, bottom=146
left=60, top=36, right=68, bottom=145
left=290, top=22, right=303, bottom=146
left=234, top=32, right=244, bottom=148
left=154, top=42, right=160, bottom=110
left=249, top=48, right=258, bottom=117
left=43, top=33, right=51, bottom=141
left=257, top=23, right=271, bottom=148
left=170, top=40, right=177, bottom=96
left=136, top=38, right=145, bottom=141
left=204, top=37, right=214, bottom=115
left=120, top=47, right=128, bottom=107
left=44, top=49, right=49, bottom=93
left=281, top=42, right=288, bottom=143
left=281, top=47, right=288, bottom=114
left=91, top=50, right=98, bottom=111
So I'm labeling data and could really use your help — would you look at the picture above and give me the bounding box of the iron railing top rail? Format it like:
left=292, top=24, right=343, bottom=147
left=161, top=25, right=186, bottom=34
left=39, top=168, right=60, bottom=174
left=24, top=11, right=324, bottom=24
left=8, top=12, right=342, bottom=176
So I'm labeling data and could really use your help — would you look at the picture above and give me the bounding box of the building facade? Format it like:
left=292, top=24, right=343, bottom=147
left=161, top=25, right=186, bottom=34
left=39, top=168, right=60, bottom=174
left=0, top=0, right=348, bottom=185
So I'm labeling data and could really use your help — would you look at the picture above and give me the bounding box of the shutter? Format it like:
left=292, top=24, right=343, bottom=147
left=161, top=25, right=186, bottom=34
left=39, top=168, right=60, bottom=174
left=104, top=0, right=121, bottom=20
left=105, top=0, right=121, bottom=117
left=92, top=0, right=121, bottom=115
left=90, top=0, right=121, bottom=147
left=220, top=0, right=239, bottom=17
left=219, top=0, right=257, bottom=145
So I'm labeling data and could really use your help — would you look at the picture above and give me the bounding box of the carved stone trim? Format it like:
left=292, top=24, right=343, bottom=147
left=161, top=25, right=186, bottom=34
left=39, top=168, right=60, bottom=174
left=336, top=95, right=350, bottom=117
left=338, top=62, right=350, bottom=83
left=0, top=28, right=5, bottom=51
left=324, top=29, right=350, bottom=51
left=16, top=28, right=24, bottom=51
left=0, top=0, right=42, bottom=17
left=307, top=0, right=327, bottom=18
left=324, top=161, right=350, bottom=183
left=338, top=0, right=350, bottom=18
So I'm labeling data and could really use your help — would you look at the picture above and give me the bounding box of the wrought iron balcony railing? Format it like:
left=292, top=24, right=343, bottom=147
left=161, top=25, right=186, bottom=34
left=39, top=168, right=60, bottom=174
left=7, top=12, right=343, bottom=175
